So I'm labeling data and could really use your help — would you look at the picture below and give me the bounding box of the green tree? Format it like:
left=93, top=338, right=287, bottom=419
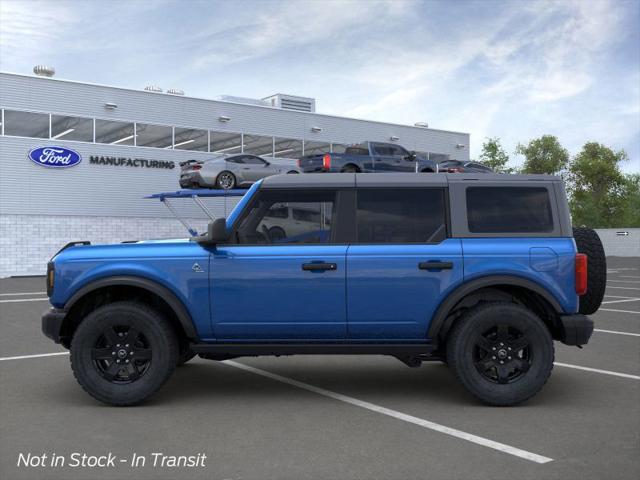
left=568, top=142, right=629, bottom=228
left=516, top=135, right=569, bottom=175
left=619, top=173, right=640, bottom=227
left=479, top=137, right=513, bottom=173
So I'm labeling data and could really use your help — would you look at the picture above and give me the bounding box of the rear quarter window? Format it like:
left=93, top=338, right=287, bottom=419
left=466, top=187, right=553, bottom=233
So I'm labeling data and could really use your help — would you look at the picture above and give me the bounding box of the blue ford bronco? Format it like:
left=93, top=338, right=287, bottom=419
left=42, top=173, right=606, bottom=406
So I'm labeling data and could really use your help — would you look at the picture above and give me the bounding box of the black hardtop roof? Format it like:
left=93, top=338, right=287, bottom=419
left=260, top=173, right=561, bottom=189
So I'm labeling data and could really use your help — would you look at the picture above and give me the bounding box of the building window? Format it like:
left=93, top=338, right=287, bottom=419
left=244, top=134, right=274, bottom=156
left=135, top=123, right=173, bottom=149
left=95, top=119, right=135, bottom=145
left=173, top=127, right=208, bottom=151
left=51, top=114, right=93, bottom=142
left=3, top=110, right=49, bottom=138
left=331, top=143, right=348, bottom=154
left=273, top=137, right=303, bottom=158
left=303, top=140, right=331, bottom=156
left=210, top=131, right=243, bottom=154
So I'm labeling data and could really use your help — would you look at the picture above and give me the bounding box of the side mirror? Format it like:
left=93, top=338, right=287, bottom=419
left=209, top=218, right=229, bottom=243
left=196, top=218, right=229, bottom=245
left=264, top=161, right=271, bottom=166
left=405, top=151, right=417, bottom=161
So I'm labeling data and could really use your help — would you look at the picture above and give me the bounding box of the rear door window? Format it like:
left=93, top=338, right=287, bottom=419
left=355, top=189, right=447, bottom=243
left=466, top=187, right=553, bottom=233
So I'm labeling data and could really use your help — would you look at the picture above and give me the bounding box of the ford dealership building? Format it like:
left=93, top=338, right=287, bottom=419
left=0, top=70, right=470, bottom=277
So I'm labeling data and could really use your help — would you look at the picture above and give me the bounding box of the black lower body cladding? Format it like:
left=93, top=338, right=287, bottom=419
left=558, top=314, right=594, bottom=346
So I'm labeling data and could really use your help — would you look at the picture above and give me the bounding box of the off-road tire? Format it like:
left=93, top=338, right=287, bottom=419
left=446, top=302, right=554, bottom=406
left=573, top=227, right=606, bottom=315
left=70, top=301, right=178, bottom=406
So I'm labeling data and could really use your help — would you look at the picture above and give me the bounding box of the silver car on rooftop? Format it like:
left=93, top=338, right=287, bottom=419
left=179, top=154, right=300, bottom=189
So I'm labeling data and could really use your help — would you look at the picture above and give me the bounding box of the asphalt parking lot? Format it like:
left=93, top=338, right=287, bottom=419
left=1, top=257, right=639, bottom=480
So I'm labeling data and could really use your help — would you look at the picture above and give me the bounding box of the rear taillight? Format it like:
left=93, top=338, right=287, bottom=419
left=191, top=165, right=202, bottom=170
left=322, top=153, right=331, bottom=170
left=575, top=253, right=588, bottom=296
left=297, top=159, right=302, bottom=168
left=446, top=167, right=464, bottom=173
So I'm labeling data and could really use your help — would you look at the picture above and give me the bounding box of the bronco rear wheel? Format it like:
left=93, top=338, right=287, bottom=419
left=446, top=302, right=554, bottom=406
left=70, top=301, right=178, bottom=406
left=573, top=227, right=606, bottom=315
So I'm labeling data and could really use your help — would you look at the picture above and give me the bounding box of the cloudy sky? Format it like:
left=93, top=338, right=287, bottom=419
left=1, top=0, right=638, bottom=171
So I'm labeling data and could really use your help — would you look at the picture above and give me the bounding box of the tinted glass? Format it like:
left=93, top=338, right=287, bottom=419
left=136, top=123, right=173, bottom=148
left=304, top=140, right=331, bottom=156
left=95, top=119, right=135, bottom=145
left=242, top=155, right=266, bottom=165
left=331, top=143, right=348, bottom=154
left=51, top=115, right=93, bottom=142
left=210, top=131, right=243, bottom=154
left=356, top=189, right=447, bottom=243
left=466, top=187, right=553, bottom=233
left=345, top=147, right=369, bottom=155
left=236, top=190, right=335, bottom=244
left=4, top=110, right=49, bottom=138
left=244, top=134, right=274, bottom=156
left=174, top=127, right=208, bottom=151
left=273, top=137, right=303, bottom=158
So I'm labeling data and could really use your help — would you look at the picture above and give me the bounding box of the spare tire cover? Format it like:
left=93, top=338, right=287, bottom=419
left=573, top=227, right=607, bottom=315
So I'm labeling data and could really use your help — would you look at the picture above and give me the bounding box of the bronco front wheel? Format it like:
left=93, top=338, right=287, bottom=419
left=70, top=301, right=178, bottom=406
left=446, top=302, right=554, bottom=406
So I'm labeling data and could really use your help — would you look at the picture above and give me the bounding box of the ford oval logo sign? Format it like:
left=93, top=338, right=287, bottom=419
left=28, top=146, right=82, bottom=168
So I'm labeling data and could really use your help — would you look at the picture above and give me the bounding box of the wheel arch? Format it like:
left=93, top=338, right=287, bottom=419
left=428, top=275, right=563, bottom=342
left=341, top=163, right=361, bottom=172
left=61, top=276, right=197, bottom=347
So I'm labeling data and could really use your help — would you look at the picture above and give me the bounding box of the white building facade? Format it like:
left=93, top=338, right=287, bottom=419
left=0, top=72, right=470, bottom=277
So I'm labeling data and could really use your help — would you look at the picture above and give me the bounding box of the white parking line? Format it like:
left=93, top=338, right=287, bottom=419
left=0, top=352, right=69, bottom=362
left=0, top=292, right=47, bottom=296
left=223, top=360, right=553, bottom=464
left=607, top=280, right=640, bottom=284
left=604, top=295, right=637, bottom=299
left=599, top=308, right=640, bottom=315
left=617, top=275, right=640, bottom=279
left=554, top=362, right=640, bottom=380
left=594, top=328, right=640, bottom=337
left=0, top=297, right=49, bottom=304
left=606, top=286, right=640, bottom=291
left=601, top=298, right=640, bottom=304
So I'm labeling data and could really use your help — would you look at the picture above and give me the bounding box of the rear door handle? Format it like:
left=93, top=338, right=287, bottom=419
left=302, top=262, right=337, bottom=271
left=418, top=261, right=453, bottom=270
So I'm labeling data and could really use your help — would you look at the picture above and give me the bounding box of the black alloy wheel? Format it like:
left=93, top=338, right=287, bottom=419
left=91, top=325, right=152, bottom=383
left=472, top=324, right=532, bottom=384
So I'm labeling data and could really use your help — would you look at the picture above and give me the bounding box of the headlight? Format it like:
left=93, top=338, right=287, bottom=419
left=46, top=262, right=55, bottom=297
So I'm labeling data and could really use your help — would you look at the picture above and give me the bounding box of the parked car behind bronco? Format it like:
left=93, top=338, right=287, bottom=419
left=298, top=141, right=438, bottom=173
left=42, top=173, right=606, bottom=407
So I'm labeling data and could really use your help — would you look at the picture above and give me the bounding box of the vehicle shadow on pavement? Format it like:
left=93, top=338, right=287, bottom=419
left=153, top=360, right=476, bottom=406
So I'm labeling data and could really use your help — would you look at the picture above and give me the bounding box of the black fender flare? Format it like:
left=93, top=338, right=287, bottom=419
left=65, top=275, right=198, bottom=340
left=427, top=275, right=563, bottom=341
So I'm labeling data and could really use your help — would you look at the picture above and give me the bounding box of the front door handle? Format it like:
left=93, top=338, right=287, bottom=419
left=418, top=261, right=453, bottom=270
left=302, top=262, right=337, bottom=271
